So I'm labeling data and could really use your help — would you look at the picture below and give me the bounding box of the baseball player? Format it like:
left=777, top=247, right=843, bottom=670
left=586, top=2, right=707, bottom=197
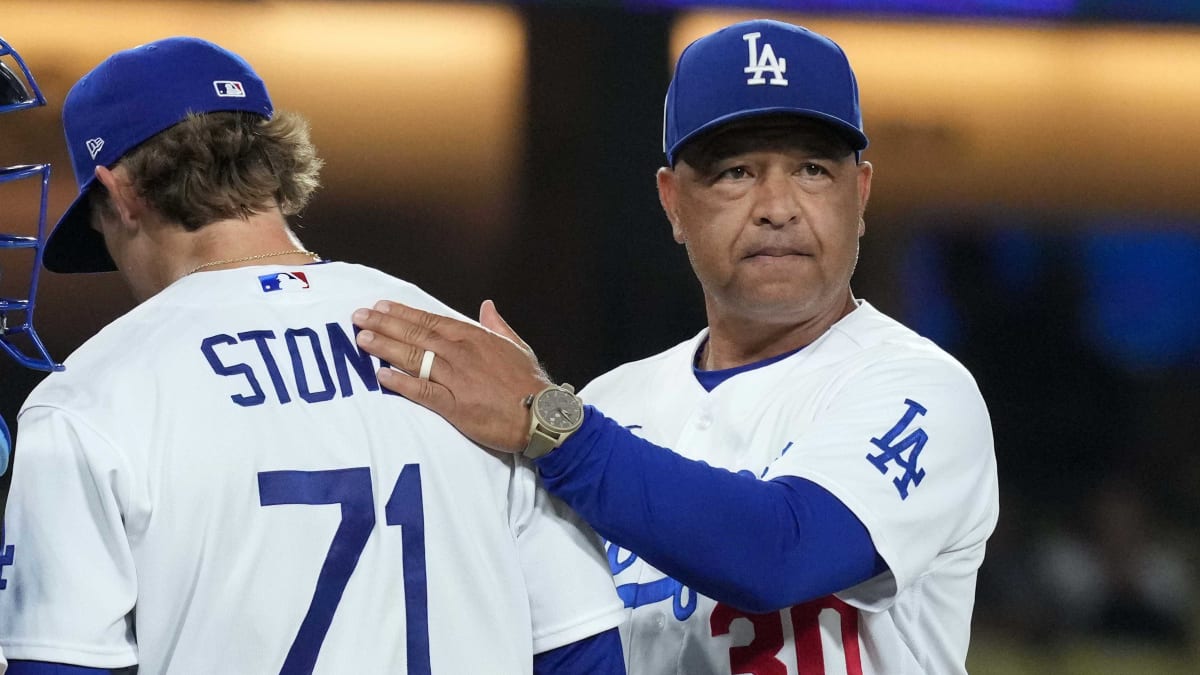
left=0, top=37, right=626, bottom=674
left=351, top=19, right=999, bottom=675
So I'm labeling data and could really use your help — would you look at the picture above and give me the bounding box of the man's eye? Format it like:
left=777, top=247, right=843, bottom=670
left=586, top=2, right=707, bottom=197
left=800, top=164, right=828, bottom=177
left=717, top=166, right=749, bottom=180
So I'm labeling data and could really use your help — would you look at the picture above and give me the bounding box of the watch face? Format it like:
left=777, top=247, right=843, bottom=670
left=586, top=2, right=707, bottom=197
left=535, top=388, right=583, bottom=433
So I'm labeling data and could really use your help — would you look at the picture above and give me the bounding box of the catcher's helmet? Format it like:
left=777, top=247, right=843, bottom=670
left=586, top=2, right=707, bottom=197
left=0, top=36, right=61, bottom=371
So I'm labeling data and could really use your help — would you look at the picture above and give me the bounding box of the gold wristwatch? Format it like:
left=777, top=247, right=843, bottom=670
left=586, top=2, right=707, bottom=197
left=522, top=383, right=585, bottom=459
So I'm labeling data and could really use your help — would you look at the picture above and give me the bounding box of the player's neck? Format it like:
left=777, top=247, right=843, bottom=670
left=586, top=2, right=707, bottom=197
left=169, top=209, right=313, bottom=281
left=116, top=207, right=313, bottom=303
left=700, top=293, right=857, bottom=370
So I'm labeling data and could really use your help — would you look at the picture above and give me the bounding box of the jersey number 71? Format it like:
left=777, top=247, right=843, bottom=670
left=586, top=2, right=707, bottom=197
left=258, top=465, right=429, bottom=675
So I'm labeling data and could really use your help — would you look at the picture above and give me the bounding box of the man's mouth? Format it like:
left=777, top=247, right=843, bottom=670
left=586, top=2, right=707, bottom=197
left=744, top=246, right=809, bottom=260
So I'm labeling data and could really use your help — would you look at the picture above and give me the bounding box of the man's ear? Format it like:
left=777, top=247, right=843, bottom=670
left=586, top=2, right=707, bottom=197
left=856, top=160, right=873, bottom=237
left=656, top=167, right=685, bottom=244
left=93, top=165, right=144, bottom=227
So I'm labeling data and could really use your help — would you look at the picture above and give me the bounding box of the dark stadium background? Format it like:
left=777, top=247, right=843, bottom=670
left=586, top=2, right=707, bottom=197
left=3, top=2, right=1198, bottom=672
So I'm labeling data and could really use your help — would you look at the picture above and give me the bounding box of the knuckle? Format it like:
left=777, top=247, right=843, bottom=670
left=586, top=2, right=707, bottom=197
left=416, top=311, right=442, bottom=334
left=403, top=344, right=425, bottom=371
left=401, top=321, right=429, bottom=346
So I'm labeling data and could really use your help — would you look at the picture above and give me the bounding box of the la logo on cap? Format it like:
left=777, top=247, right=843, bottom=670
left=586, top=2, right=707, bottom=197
left=743, top=32, right=787, bottom=86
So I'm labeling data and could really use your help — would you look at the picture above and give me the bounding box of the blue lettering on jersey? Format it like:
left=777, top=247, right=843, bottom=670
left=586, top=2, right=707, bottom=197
left=286, top=328, right=337, bottom=403
left=0, top=528, right=13, bottom=590
left=606, top=542, right=698, bottom=620
left=240, top=330, right=293, bottom=404
left=866, top=398, right=929, bottom=500
left=202, top=322, right=396, bottom=407
left=201, top=334, right=267, bottom=407
left=330, top=324, right=380, bottom=396
left=761, top=441, right=794, bottom=478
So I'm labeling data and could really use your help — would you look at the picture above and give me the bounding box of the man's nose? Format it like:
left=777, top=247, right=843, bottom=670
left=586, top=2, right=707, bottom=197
left=751, top=170, right=799, bottom=228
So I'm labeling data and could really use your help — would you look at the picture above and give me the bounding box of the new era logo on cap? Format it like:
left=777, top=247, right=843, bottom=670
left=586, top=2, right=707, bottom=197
left=86, top=137, right=105, bottom=159
left=213, top=80, right=245, bottom=98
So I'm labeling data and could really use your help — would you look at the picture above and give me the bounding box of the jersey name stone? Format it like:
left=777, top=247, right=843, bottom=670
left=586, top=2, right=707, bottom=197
left=201, top=321, right=400, bottom=406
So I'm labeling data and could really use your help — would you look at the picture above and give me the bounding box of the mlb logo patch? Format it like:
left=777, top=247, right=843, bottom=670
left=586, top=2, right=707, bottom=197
left=213, top=80, right=246, bottom=98
left=259, top=271, right=310, bottom=293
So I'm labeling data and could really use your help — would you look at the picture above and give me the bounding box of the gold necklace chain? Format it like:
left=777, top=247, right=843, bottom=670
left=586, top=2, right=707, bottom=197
left=186, top=249, right=320, bottom=276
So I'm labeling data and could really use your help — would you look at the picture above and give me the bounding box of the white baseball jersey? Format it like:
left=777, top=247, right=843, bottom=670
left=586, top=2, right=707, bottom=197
left=0, top=261, right=623, bottom=673
left=582, top=301, right=998, bottom=675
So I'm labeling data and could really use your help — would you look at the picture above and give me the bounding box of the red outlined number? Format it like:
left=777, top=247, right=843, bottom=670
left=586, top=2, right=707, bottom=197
left=791, top=597, right=863, bottom=675
left=711, top=596, right=863, bottom=675
left=711, top=603, right=787, bottom=675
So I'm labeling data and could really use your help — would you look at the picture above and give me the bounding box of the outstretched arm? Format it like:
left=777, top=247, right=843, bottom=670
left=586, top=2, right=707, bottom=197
left=536, top=407, right=884, bottom=611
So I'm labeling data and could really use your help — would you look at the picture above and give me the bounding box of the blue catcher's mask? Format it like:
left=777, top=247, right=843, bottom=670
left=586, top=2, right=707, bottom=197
left=0, top=36, right=62, bottom=373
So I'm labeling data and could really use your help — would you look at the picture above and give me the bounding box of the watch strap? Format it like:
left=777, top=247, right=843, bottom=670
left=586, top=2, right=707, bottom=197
left=523, top=427, right=560, bottom=460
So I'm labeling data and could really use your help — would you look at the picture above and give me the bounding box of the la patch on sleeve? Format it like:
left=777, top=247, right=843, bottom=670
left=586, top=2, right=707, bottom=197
left=866, top=399, right=928, bottom=500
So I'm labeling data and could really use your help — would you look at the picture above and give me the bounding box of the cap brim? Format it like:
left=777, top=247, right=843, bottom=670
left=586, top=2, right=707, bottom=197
left=669, top=107, right=868, bottom=164
left=43, top=179, right=117, bottom=273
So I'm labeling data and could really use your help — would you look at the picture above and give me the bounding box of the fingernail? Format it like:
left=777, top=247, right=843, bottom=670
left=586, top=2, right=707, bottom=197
left=374, top=300, right=391, bottom=313
left=357, top=330, right=375, bottom=344
left=352, top=309, right=369, bottom=323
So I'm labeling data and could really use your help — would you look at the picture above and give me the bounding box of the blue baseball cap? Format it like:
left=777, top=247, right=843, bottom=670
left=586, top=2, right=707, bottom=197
left=663, top=20, right=867, bottom=166
left=44, top=36, right=274, bottom=273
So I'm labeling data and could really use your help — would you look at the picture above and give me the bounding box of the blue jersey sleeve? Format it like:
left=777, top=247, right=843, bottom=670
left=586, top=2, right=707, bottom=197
left=535, top=407, right=886, bottom=613
left=6, top=662, right=131, bottom=675
left=532, top=627, right=624, bottom=675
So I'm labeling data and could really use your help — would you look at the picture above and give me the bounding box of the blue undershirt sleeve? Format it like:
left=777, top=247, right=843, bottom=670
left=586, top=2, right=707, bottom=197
left=535, top=407, right=887, bottom=613
left=532, top=627, right=624, bottom=675
left=6, top=662, right=127, bottom=675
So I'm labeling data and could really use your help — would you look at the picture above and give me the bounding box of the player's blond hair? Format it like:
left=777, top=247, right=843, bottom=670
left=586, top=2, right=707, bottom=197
left=90, top=110, right=323, bottom=231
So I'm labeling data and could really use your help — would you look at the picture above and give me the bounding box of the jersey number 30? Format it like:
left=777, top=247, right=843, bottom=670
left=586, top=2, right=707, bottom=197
left=712, top=597, right=863, bottom=675
left=258, top=465, right=429, bottom=675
